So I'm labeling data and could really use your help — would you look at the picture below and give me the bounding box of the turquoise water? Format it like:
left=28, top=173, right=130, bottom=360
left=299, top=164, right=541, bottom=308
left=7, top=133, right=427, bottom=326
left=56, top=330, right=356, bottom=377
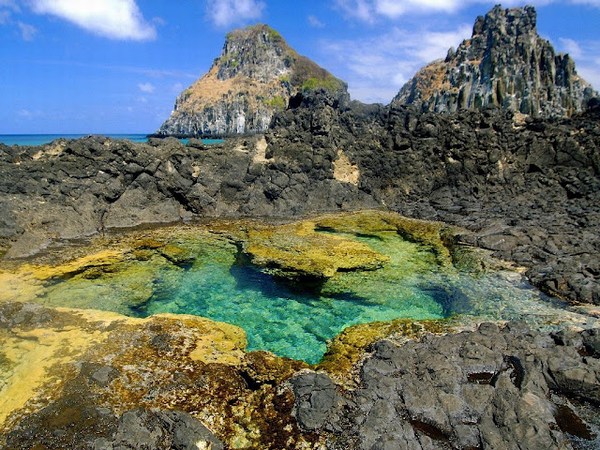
left=0, top=135, right=225, bottom=147
left=0, top=134, right=148, bottom=146
left=119, top=233, right=588, bottom=364
left=130, top=235, right=446, bottom=363
left=28, top=228, right=595, bottom=364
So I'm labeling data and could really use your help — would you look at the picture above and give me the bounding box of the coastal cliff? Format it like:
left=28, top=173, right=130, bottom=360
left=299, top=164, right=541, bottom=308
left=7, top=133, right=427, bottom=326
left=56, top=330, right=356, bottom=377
left=157, top=24, right=345, bottom=136
left=392, top=5, right=597, bottom=117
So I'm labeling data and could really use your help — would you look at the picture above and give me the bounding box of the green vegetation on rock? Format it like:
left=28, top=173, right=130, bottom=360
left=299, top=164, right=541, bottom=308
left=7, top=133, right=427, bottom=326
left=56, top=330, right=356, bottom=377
left=264, top=95, right=286, bottom=110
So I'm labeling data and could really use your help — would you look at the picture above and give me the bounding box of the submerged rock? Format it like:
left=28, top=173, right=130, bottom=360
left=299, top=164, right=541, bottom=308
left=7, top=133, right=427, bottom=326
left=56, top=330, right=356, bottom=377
left=237, top=219, right=390, bottom=281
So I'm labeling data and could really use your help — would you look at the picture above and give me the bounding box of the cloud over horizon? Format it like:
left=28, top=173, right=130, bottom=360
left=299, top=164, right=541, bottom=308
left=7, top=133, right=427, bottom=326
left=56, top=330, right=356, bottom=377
left=29, top=0, right=156, bottom=41
left=205, top=0, right=265, bottom=27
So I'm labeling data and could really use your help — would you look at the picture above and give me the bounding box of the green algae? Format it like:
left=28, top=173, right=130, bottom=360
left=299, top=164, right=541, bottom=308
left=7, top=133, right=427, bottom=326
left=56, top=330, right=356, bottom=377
left=1, top=212, right=592, bottom=365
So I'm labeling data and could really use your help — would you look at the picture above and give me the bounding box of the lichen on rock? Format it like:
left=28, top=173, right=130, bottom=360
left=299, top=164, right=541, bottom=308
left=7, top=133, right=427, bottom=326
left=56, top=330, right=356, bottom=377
left=236, top=219, right=390, bottom=281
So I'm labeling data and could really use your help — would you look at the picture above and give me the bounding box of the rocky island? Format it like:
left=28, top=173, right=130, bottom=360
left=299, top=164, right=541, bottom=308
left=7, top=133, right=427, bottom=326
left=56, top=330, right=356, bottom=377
left=1, top=5, right=599, bottom=449
left=157, top=24, right=345, bottom=137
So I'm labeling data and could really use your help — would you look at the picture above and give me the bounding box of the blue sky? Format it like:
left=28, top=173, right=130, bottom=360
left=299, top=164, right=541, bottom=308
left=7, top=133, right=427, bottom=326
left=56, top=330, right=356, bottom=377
left=1, top=0, right=599, bottom=134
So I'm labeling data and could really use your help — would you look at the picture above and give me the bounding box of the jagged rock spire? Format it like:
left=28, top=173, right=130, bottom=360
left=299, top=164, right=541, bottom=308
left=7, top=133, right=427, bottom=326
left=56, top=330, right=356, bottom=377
left=392, top=5, right=597, bottom=117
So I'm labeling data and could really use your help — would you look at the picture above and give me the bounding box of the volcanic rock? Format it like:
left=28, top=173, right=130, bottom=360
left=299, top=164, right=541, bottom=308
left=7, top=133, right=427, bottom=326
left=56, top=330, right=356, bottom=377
left=292, top=322, right=600, bottom=449
left=157, top=24, right=346, bottom=136
left=392, top=5, right=598, bottom=117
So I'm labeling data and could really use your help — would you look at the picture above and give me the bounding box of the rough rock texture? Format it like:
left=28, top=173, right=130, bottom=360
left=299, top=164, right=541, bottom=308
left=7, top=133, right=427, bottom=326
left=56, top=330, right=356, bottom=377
left=158, top=24, right=345, bottom=136
left=267, top=90, right=600, bottom=304
left=0, top=302, right=313, bottom=449
left=1, top=91, right=599, bottom=305
left=292, top=322, right=600, bottom=449
left=392, top=6, right=597, bottom=117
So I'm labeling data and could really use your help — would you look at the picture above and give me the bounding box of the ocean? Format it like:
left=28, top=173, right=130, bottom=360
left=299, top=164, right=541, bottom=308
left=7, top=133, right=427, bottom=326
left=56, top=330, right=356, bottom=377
left=0, top=134, right=149, bottom=146
left=0, top=134, right=226, bottom=147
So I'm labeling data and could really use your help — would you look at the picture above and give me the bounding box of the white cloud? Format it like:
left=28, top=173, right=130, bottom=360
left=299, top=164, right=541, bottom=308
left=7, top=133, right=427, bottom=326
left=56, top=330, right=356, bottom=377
left=308, top=15, right=325, bottom=28
left=321, top=24, right=471, bottom=103
left=29, top=0, right=156, bottom=41
left=557, top=38, right=600, bottom=90
left=17, top=21, right=37, bottom=40
left=206, top=0, right=265, bottom=28
left=335, top=0, right=462, bottom=21
left=18, top=108, right=44, bottom=119
left=138, top=82, right=155, bottom=93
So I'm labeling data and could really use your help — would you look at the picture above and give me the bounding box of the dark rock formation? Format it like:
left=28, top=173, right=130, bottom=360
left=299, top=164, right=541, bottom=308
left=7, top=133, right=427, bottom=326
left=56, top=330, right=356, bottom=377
left=392, top=5, right=598, bottom=117
left=5, top=406, right=224, bottom=450
left=1, top=89, right=599, bottom=305
left=157, top=24, right=345, bottom=136
left=267, top=90, right=600, bottom=304
left=292, top=322, right=600, bottom=449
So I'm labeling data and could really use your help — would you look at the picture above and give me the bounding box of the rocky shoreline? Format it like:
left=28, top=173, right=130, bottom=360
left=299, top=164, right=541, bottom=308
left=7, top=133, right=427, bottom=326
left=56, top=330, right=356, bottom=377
left=1, top=298, right=598, bottom=449
left=1, top=91, right=598, bottom=305
left=1, top=96, right=599, bottom=447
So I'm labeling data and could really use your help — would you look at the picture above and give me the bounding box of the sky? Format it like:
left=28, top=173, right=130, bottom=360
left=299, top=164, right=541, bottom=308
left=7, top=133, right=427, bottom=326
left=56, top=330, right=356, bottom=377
left=1, top=0, right=599, bottom=134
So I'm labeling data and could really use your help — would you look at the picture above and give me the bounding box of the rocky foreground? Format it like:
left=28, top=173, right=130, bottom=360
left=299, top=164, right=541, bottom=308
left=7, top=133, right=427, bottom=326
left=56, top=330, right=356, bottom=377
left=1, top=300, right=599, bottom=449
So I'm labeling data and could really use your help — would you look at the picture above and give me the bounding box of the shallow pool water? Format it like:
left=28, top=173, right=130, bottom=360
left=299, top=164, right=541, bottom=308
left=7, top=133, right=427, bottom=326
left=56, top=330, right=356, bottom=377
left=14, top=226, right=595, bottom=364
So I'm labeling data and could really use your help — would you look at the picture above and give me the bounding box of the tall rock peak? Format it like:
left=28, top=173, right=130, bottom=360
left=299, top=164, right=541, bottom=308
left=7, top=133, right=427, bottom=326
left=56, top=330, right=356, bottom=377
left=158, top=24, right=346, bottom=136
left=392, top=5, right=597, bottom=117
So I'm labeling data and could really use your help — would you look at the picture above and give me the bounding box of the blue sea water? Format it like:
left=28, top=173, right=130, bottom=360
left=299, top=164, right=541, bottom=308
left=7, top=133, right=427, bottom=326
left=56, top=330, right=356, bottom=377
left=0, top=134, right=225, bottom=146
left=0, top=134, right=148, bottom=146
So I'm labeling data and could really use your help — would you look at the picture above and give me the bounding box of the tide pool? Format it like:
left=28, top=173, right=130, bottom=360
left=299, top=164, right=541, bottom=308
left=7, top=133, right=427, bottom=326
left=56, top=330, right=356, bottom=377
left=1, top=217, right=592, bottom=364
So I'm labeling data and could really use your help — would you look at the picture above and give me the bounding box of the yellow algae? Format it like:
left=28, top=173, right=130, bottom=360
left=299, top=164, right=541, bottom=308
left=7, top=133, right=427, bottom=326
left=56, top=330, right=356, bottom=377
left=0, top=270, right=45, bottom=303
left=317, top=319, right=450, bottom=385
left=315, top=210, right=458, bottom=267
left=21, top=249, right=125, bottom=281
left=0, top=326, right=108, bottom=428
left=156, top=314, right=247, bottom=365
left=243, top=221, right=389, bottom=279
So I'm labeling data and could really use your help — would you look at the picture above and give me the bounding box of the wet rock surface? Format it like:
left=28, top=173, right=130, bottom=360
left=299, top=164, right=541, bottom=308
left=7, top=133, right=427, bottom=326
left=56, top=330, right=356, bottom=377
left=292, top=322, right=600, bottom=450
